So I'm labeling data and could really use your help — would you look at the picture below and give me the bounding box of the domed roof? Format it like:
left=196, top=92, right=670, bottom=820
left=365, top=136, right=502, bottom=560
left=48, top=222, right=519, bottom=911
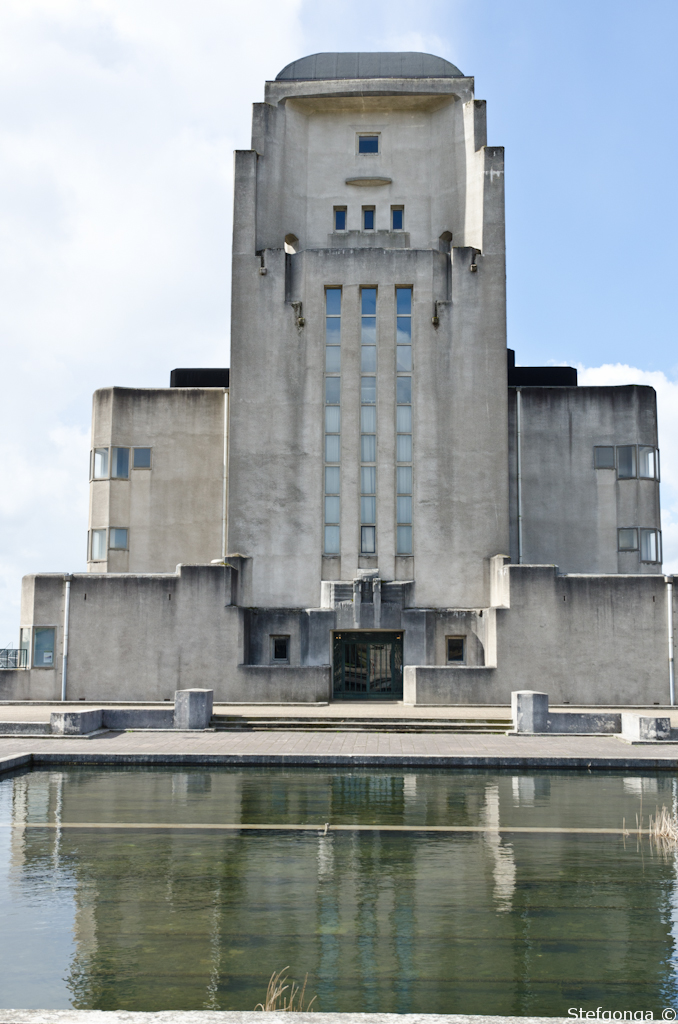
left=275, top=52, right=464, bottom=81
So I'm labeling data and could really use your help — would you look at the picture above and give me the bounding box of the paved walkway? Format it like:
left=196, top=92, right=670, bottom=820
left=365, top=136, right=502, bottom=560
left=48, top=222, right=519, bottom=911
left=3, top=728, right=678, bottom=769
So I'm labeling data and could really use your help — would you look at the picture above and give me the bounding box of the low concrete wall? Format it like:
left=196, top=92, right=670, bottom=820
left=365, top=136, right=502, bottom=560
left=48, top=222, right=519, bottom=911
left=0, top=721, right=51, bottom=734
left=51, top=708, right=103, bottom=735
left=0, top=668, right=58, bottom=701
left=548, top=711, right=621, bottom=734
left=230, top=665, right=331, bottom=703
left=102, top=708, right=174, bottom=730
left=621, top=712, right=670, bottom=741
left=403, top=666, right=497, bottom=705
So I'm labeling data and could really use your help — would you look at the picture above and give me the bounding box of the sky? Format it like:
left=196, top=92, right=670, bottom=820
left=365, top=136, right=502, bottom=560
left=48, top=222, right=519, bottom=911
left=0, top=0, right=677, bottom=644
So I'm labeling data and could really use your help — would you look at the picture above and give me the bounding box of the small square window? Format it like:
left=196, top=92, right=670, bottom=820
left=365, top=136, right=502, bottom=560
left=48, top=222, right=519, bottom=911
left=91, top=529, right=106, bottom=560
left=363, top=207, right=375, bottom=231
left=594, top=446, right=615, bottom=469
left=361, top=525, right=376, bottom=553
left=447, top=637, right=465, bottom=663
left=133, top=448, right=152, bottom=469
left=392, top=207, right=404, bottom=231
left=334, top=208, right=347, bottom=231
left=109, top=528, right=128, bottom=550
left=617, top=445, right=637, bottom=479
left=111, top=447, right=129, bottom=479
left=271, top=636, right=290, bottom=663
left=618, top=528, right=638, bottom=552
left=93, top=448, right=109, bottom=479
left=358, top=135, right=379, bottom=154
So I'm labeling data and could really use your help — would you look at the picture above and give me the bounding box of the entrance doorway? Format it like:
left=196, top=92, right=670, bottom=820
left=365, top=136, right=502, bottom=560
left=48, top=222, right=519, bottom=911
left=333, top=632, right=403, bottom=700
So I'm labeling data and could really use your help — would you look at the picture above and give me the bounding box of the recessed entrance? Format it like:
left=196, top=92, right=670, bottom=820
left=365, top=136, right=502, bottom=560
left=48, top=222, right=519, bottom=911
left=333, top=631, right=403, bottom=700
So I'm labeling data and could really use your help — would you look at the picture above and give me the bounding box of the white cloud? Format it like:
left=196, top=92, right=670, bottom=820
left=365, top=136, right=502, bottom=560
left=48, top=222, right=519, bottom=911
left=578, top=363, right=678, bottom=574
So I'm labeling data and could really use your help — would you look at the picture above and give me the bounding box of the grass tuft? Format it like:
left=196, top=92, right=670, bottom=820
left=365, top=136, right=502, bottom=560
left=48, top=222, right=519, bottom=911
left=254, top=967, right=317, bottom=1012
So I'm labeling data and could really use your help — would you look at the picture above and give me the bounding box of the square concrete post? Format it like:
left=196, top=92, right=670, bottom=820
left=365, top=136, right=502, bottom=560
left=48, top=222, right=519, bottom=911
left=50, top=709, right=103, bottom=735
left=511, top=691, right=549, bottom=733
left=173, top=689, right=214, bottom=730
left=621, top=713, right=670, bottom=742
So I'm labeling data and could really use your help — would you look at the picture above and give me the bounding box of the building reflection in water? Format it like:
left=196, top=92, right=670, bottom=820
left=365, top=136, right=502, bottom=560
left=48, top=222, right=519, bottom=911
left=2, top=767, right=678, bottom=1014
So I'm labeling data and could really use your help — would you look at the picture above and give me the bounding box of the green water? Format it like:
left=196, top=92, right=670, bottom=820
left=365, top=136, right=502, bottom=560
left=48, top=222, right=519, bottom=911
left=1, top=766, right=678, bottom=1015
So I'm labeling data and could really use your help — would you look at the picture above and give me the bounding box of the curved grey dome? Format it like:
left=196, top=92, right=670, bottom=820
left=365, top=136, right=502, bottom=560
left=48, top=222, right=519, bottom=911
left=276, top=52, right=463, bottom=81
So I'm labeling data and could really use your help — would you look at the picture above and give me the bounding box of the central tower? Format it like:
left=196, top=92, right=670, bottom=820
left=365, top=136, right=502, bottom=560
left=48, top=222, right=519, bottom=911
left=228, top=51, right=508, bottom=619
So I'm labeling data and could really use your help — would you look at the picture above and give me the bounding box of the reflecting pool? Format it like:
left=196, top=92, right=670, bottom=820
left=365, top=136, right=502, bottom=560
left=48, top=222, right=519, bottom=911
left=2, top=767, right=678, bottom=1015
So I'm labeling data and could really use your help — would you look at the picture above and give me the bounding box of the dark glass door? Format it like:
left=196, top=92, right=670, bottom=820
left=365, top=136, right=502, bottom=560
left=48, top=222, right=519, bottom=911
left=333, top=632, right=403, bottom=699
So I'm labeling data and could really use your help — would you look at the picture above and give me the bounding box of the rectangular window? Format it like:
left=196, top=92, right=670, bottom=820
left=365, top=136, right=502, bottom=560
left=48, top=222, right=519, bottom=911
left=133, top=447, right=152, bottom=469
left=91, top=529, right=106, bottom=560
left=324, top=288, right=342, bottom=554
left=396, top=496, right=412, bottom=524
left=334, top=207, right=347, bottom=231
left=361, top=406, right=376, bottom=432
left=396, top=406, right=412, bottom=432
left=361, top=434, right=376, bottom=462
left=110, top=447, right=129, bottom=479
left=447, top=637, right=465, bottom=663
left=396, top=377, right=411, bottom=405
left=361, top=496, right=376, bottom=524
left=324, top=525, right=340, bottom=554
left=396, top=434, right=412, bottom=462
left=397, top=466, right=412, bottom=494
left=361, top=466, right=376, bottom=495
left=324, top=496, right=340, bottom=523
left=391, top=207, right=404, bottom=231
left=361, top=526, right=376, bottom=553
left=594, top=446, right=615, bottom=469
left=325, top=466, right=340, bottom=494
left=271, top=636, right=290, bottom=663
left=34, top=627, right=55, bottom=668
left=617, top=445, right=637, bottom=479
left=639, top=446, right=658, bottom=479
left=20, top=628, right=30, bottom=656
left=363, top=207, right=375, bottom=231
left=358, top=135, right=379, bottom=154
left=361, top=377, right=376, bottom=404
left=93, top=448, right=109, bottom=479
left=618, top=528, right=638, bottom=551
left=396, top=525, right=412, bottom=555
left=640, top=529, right=661, bottom=563
left=109, top=528, right=128, bottom=550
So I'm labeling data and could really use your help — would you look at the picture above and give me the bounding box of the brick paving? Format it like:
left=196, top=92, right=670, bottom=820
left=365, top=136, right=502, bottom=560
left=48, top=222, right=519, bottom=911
left=2, top=727, right=678, bottom=769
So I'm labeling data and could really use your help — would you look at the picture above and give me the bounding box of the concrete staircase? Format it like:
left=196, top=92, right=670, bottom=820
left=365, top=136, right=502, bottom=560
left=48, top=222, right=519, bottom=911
left=209, top=714, right=512, bottom=734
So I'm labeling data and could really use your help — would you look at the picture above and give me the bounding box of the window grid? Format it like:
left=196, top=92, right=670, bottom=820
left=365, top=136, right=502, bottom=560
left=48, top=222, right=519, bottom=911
left=360, top=288, right=377, bottom=554
left=396, top=287, right=413, bottom=555
left=324, top=289, right=342, bottom=554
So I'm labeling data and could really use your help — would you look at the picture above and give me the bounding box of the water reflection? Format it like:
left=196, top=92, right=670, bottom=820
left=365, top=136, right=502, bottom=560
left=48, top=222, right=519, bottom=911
left=1, top=767, right=678, bottom=1014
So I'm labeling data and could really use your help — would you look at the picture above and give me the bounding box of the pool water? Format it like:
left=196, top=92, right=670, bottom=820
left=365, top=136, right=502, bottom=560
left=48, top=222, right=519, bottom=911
left=1, top=766, right=678, bottom=1015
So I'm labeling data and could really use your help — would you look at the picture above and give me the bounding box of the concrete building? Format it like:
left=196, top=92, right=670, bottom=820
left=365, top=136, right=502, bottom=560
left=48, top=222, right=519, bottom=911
left=1, top=51, right=674, bottom=705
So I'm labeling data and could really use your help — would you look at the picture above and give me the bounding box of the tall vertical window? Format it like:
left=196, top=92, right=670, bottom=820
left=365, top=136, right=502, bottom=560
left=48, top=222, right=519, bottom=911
left=360, top=288, right=377, bottom=554
left=334, top=207, right=347, bottom=231
left=324, top=289, right=342, bottom=554
left=396, top=287, right=413, bottom=554
left=391, top=207, right=404, bottom=231
left=363, top=207, right=375, bottom=231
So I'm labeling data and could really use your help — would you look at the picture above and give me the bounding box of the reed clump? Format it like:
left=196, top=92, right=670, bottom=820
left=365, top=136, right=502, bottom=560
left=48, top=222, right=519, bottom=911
left=254, top=968, right=317, bottom=1012
left=649, top=805, right=678, bottom=846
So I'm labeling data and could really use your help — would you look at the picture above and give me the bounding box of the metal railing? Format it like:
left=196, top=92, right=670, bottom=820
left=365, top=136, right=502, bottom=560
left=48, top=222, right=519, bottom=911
left=0, top=648, right=28, bottom=669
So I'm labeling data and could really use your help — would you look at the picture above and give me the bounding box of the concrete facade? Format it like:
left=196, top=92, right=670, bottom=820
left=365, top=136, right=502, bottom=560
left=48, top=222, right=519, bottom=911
left=2, top=51, right=673, bottom=705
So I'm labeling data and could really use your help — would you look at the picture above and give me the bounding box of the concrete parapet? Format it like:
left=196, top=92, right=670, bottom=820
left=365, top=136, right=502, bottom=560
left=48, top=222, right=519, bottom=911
left=0, top=721, right=52, bottom=735
left=50, top=708, right=103, bottom=735
left=230, top=666, right=332, bottom=703
left=548, top=711, right=621, bottom=734
left=403, top=666, right=497, bottom=705
left=621, top=713, right=671, bottom=742
left=511, top=691, right=548, bottom=733
left=102, top=708, right=174, bottom=730
left=173, top=689, right=214, bottom=730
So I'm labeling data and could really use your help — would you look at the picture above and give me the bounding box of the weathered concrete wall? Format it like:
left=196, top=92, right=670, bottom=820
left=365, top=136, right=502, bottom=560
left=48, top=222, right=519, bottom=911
left=405, top=566, right=672, bottom=704
left=89, top=387, right=227, bottom=574
left=508, top=386, right=661, bottom=574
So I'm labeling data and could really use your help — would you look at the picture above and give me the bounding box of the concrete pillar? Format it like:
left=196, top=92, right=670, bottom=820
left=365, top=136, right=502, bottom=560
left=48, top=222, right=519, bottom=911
left=173, top=689, right=214, bottom=730
left=511, top=690, right=548, bottom=733
left=621, top=713, right=671, bottom=742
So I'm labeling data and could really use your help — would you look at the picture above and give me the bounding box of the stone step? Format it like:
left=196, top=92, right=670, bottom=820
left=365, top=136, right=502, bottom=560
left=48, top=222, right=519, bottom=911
left=210, top=716, right=512, bottom=733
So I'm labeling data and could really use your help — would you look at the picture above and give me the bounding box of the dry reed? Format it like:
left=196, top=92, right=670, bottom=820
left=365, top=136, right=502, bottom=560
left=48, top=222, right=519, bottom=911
left=254, top=968, right=317, bottom=1012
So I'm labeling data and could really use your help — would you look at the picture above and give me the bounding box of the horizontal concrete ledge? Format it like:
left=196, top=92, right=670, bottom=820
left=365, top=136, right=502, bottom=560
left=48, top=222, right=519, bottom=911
left=5, top=751, right=678, bottom=773
left=0, top=1012, right=578, bottom=1024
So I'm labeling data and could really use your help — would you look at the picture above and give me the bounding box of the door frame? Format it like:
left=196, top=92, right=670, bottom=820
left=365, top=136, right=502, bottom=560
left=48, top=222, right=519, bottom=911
left=332, top=630, right=404, bottom=700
